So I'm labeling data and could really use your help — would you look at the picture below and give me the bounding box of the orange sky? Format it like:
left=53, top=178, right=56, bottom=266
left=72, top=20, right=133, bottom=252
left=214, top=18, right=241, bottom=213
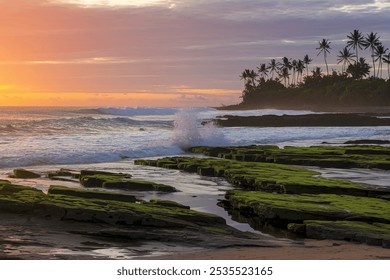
left=0, top=0, right=389, bottom=107
left=0, top=0, right=243, bottom=107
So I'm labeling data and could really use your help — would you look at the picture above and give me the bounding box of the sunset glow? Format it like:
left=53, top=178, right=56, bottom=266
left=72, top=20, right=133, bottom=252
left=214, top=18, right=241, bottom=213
left=0, top=0, right=389, bottom=107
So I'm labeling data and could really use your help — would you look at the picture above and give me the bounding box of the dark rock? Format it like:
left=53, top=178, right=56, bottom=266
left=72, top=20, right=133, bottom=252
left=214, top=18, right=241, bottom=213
left=214, top=114, right=390, bottom=128
left=9, top=169, right=41, bottom=179
left=48, top=186, right=137, bottom=203
left=344, top=139, right=390, bottom=145
left=287, top=223, right=306, bottom=235
left=149, top=199, right=190, bottom=209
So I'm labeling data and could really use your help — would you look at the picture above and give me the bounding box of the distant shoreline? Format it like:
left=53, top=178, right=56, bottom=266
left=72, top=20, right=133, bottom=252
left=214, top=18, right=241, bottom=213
left=214, top=104, right=390, bottom=114
left=210, top=113, right=390, bottom=127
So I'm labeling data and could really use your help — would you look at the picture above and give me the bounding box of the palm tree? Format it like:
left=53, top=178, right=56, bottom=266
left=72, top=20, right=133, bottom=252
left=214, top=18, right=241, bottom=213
left=268, top=59, right=280, bottom=79
left=346, top=57, right=371, bottom=80
left=291, top=59, right=298, bottom=85
left=280, top=57, right=292, bottom=86
left=257, top=63, right=269, bottom=79
left=248, top=69, right=258, bottom=87
left=373, top=44, right=389, bottom=78
left=303, top=54, right=312, bottom=77
left=383, top=53, right=390, bottom=79
left=312, top=67, right=322, bottom=78
left=346, top=29, right=364, bottom=61
left=337, top=47, right=356, bottom=72
left=316, top=39, right=331, bottom=75
left=279, top=67, right=290, bottom=87
left=239, top=69, right=251, bottom=85
left=363, top=32, right=381, bottom=77
left=296, top=59, right=305, bottom=83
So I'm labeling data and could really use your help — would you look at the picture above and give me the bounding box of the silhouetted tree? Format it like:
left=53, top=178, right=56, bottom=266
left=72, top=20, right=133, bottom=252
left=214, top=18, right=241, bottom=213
left=303, top=54, right=312, bottom=77
left=383, top=53, right=390, bottom=79
left=346, top=57, right=371, bottom=79
left=317, top=39, right=331, bottom=75
left=296, top=59, right=305, bottom=83
left=374, top=44, right=389, bottom=78
left=337, top=47, right=356, bottom=72
left=280, top=57, right=292, bottom=86
left=346, top=29, right=364, bottom=61
left=257, top=63, right=269, bottom=79
left=279, top=67, right=290, bottom=87
left=268, top=59, right=280, bottom=79
left=363, top=32, right=381, bottom=77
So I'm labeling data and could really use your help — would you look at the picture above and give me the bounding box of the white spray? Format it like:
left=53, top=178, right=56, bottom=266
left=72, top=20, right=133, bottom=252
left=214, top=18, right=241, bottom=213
left=171, top=109, right=227, bottom=150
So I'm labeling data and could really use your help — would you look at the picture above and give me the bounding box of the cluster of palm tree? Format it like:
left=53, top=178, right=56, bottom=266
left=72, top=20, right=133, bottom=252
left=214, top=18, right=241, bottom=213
left=336, top=30, right=389, bottom=79
left=240, top=54, right=313, bottom=88
left=240, top=29, right=390, bottom=92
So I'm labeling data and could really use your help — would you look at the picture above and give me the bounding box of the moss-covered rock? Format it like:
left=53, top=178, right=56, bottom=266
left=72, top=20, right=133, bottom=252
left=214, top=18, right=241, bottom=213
left=47, top=169, right=80, bottom=180
left=104, top=180, right=177, bottom=193
left=48, top=186, right=137, bottom=203
left=0, top=182, right=46, bottom=213
left=0, top=184, right=223, bottom=230
left=78, top=170, right=176, bottom=192
left=224, top=190, right=390, bottom=226
left=290, top=220, right=390, bottom=248
left=149, top=199, right=190, bottom=209
left=135, top=156, right=387, bottom=197
left=9, top=169, right=41, bottom=179
left=188, top=145, right=390, bottom=170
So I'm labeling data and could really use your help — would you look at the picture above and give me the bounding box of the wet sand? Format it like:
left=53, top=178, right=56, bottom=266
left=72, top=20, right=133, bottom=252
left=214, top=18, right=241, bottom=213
left=1, top=162, right=390, bottom=260
left=142, top=240, right=390, bottom=260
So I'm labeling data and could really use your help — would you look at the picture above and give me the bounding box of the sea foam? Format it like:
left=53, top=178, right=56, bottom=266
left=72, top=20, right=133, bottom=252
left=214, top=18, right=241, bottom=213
left=171, top=109, right=227, bottom=150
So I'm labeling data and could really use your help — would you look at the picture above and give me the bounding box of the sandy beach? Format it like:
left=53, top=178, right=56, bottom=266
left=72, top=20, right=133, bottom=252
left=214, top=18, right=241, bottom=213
left=143, top=239, right=390, bottom=260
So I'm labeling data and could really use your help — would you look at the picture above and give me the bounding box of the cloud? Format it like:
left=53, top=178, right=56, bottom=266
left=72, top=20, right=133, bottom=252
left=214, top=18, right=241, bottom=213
left=1, top=0, right=390, bottom=106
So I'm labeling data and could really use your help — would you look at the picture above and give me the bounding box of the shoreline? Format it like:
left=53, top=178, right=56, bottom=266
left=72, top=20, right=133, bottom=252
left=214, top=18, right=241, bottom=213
left=1, top=144, right=390, bottom=259
left=214, top=105, right=390, bottom=114
left=140, top=239, right=390, bottom=260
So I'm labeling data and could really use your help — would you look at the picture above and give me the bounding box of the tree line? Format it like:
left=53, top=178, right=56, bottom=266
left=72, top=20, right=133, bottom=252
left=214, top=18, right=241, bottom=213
left=238, top=29, right=390, bottom=108
left=240, top=30, right=389, bottom=90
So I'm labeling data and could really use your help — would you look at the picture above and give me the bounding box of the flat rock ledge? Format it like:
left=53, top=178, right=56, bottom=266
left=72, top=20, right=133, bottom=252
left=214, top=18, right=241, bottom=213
left=135, top=153, right=390, bottom=248
left=0, top=180, right=279, bottom=257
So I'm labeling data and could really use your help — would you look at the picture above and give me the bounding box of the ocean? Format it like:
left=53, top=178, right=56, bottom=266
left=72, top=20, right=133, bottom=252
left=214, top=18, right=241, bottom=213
left=1, top=106, right=390, bottom=258
left=1, top=106, right=389, bottom=168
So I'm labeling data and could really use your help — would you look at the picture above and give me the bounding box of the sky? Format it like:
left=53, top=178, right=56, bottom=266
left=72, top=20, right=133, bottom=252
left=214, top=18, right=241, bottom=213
left=0, top=0, right=389, bottom=107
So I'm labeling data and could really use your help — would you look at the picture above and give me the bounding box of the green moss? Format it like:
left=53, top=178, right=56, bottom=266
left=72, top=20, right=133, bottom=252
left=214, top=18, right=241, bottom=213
left=149, top=199, right=190, bottom=209
left=1, top=183, right=224, bottom=230
left=48, top=186, right=137, bottom=203
left=301, top=220, right=390, bottom=248
left=188, top=145, right=390, bottom=170
left=80, top=174, right=129, bottom=188
left=0, top=180, right=11, bottom=185
left=9, top=169, right=41, bottom=179
left=135, top=156, right=376, bottom=196
left=79, top=172, right=177, bottom=193
left=225, top=190, right=390, bottom=225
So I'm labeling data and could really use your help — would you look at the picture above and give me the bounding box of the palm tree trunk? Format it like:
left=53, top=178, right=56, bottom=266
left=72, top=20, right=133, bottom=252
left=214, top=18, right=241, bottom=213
left=356, top=47, right=359, bottom=61
left=371, top=49, right=376, bottom=78
left=324, top=53, right=329, bottom=75
left=388, top=64, right=390, bottom=80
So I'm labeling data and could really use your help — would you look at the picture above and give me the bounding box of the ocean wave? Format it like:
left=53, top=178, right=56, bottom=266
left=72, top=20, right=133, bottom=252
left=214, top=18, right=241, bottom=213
left=96, top=107, right=180, bottom=117
left=0, top=116, right=172, bottom=135
left=0, top=140, right=184, bottom=168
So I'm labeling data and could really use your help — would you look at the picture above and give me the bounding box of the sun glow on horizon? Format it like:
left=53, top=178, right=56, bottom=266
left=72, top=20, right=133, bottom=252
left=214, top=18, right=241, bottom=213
left=0, top=90, right=240, bottom=107
left=53, top=0, right=175, bottom=8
